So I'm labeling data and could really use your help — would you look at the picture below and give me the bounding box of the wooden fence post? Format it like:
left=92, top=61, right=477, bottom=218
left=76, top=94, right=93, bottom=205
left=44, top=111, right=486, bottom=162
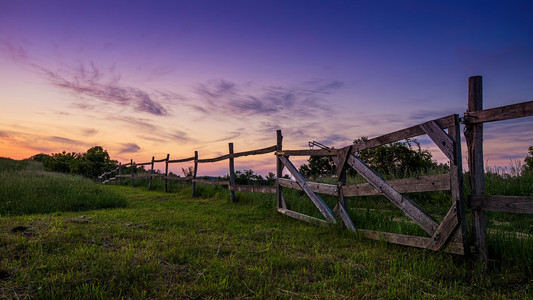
left=192, top=151, right=198, bottom=197
left=148, top=156, right=155, bottom=190
left=466, top=75, right=487, bottom=260
left=165, top=154, right=170, bottom=193
left=118, top=163, right=123, bottom=185
left=131, top=159, right=135, bottom=187
left=229, top=143, right=236, bottom=202
left=276, top=130, right=285, bottom=209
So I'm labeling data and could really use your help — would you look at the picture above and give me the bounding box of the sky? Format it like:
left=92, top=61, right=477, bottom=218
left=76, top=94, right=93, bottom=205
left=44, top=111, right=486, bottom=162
left=1, top=0, right=532, bottom=176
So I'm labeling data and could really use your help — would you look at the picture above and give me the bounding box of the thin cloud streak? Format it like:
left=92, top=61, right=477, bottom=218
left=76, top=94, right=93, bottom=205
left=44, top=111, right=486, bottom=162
left=38, top=62, right=170, bottom=116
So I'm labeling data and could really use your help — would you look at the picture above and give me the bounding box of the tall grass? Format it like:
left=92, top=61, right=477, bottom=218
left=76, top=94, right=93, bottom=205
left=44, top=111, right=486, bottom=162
left=0, top=158, right=127, bottom=216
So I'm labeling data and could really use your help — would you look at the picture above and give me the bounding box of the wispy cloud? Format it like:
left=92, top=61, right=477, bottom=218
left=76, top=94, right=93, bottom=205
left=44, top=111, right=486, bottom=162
left=0, top=41, right=28, bottom=62
left=49, top=136, right=85, bottom=145
left=38, top=62, right=170, bottom=116
left=194, top=79, right=341, bottom=119
left=119, top=143, right=141, bottom=153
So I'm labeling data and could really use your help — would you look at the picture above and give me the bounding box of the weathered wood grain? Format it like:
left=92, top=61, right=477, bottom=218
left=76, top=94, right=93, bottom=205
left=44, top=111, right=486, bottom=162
left=466, top=75, right=487, bottom=260
left=421, top=120, right=455, bottom=162
left=333, top=202, right=356, bottom=232
left=229, top=143, right=236, bottom=202
left=233, top=145, right=277, bottom=158
left=347, top=154, right=439, bottom=235
left=357, top=229, right=465, bottom=255
left=276, top=149, right=338, bottom=157
left=277, top=178, right=338, bottom=196
left=276, top=130, right=286, bottom=209
left=345, top=114, right=456, bottom=153
left=279, top=156, right=337, bottom=223
left=470, top=195, right=533, bottom=214
left=426, top=204, right=459, bottom=251
left=343, top=174, right=451, bottom=196
left=466, top=100, right=533, bottom=124
left=168, top=157, right=195, bottom=163
left=277, top=208, right=328, bottom=225
left=192, top=179, right=230, bottom=185
left=197, top=154, right=230, bottom=163
left=229, top=185, right=277, bottom=194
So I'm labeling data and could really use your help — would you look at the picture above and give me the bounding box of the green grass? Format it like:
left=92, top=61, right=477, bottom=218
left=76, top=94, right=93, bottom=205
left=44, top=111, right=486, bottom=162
left=1, top=158, right=532, bottom=298
left=0, top=158, right=127, bottom=216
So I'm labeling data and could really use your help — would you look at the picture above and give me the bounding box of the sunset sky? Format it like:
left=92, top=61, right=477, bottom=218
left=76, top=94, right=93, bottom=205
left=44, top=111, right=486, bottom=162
left=1, top=0, right=532, bottom=176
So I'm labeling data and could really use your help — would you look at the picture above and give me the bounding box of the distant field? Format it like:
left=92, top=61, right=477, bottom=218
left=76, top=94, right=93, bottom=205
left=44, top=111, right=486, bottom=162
left=0, top=158, right=532, bottom=298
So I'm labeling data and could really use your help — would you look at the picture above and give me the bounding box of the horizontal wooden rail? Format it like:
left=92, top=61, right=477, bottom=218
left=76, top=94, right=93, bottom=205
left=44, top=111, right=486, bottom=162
left=278, top=178, right=337, bottom=195
left=197, top=154, right=230, bottom=163
left=469, top=195, right=533, bottom=214
left=192, top=179, right=230, bottom=185
left=343, top=174, right=451, bottom=196
left=116, top=174, right=132, bottom=178
left=134, top=162, right=152, bottom=166
left=465, top=100, right=533, bottom=124
left=357, top=229, right=465, bottom=255
left=346, top=114, right=456, bottom=153
left=168, top=157, right=195, bottom=163
left=165, top=176, right=192, bottom=181
left=233, top=145, right=277, bottom=158
left=277, top=149, right=338, bottom=157
left=278, top=174, right=450, bottom=197
left=153, top=158, right=168, bottom=163
left=229, top=185, right=277, bottom=194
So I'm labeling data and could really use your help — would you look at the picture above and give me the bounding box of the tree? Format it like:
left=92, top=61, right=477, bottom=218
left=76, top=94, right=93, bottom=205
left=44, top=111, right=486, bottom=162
left=298, top=137, right=445, bottom=178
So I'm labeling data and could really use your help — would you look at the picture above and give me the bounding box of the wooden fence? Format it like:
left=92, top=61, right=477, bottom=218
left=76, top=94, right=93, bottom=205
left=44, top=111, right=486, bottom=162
left=99, top=76, right=533, bottom=259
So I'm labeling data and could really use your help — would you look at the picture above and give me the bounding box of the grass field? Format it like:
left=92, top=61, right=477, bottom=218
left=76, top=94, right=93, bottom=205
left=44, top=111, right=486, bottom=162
left=1, top=158, right=532, bottom=298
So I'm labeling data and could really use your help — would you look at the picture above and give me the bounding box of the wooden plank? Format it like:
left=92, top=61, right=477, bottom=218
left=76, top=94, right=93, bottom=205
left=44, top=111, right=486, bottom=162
left=168, top=157, right=195, bottom=163
left=192, top=151, right=198, bottom=197
left=466, top=100, right=533, bottom=124
left=426, top=204, right=459, bottom=251
left=343, top=174, right=451, bottom=197
left=135, top=162, right=152, bottom=166
left=229, top=185, right=277, bottom=194
left=333, top=203, right=356, bottom=232
left=448, top=117, right=468, bottom=254
left=347, top=154, right=439, bottom=235
left=165, top=176, right=192, bottom=181
left=233, top=145, right=277, bottom=158
left=197, top=154, right=230, bottom=163
left=116, top=174, right=133, bottom=178
left=279, top=156, right=337, bottom=223
left=276, top=149, right=338, bottom=157
left=153, top=157, right=168, bottom=163
left=229, top=143, right=236, bottom=202
left=164, top=154, right=169, bottom=193
left=466, top=75, right=487, bottom=260
left=148, top=156, right=155, bottom=190
left=470, top=195, right=533, bottom=214
left=130, top=159, right=134, bottom=187
left=277, top=178, right=338, bottom=196
left=276, top=130, right=286, bottom=209
left=348, top=115, right=456, bottom=153
left=357, top=229, right=464, bottom=255
left=420, top=120, right=455, bottom=162
left=192, top=179, right=229, bottom=185
left=277, top=208, right=328, bottom=226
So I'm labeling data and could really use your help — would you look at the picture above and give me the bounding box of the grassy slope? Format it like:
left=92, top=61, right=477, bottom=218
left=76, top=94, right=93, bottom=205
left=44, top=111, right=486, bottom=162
left=1, top=185, right=531, bottom=299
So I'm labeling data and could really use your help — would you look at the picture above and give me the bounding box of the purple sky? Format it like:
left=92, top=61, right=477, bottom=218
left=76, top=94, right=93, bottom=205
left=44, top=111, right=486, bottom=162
left=1, top=0, right=532, bottom=175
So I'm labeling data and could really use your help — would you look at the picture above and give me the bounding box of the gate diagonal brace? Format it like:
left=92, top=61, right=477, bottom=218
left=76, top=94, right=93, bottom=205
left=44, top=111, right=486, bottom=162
left=278, top=156, right=337, bottom=223
left=333, top=202, right=357, bottom=232
left=426, top=204, right=460, bottom=251
left=421, top=120, right=455, bottom=163
left=346, top=154, right=439, bottom=235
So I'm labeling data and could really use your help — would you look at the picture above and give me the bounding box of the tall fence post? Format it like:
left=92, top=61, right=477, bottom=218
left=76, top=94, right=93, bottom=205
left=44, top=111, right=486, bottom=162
left=465, top=75, right=487, bottom=260
left=165, top=154, right=170, bottom=193
left=192, top=151, right=198, bottom=197
left=276, top=130, right=285, bottom=209
left=131, top=159, right=135, bottom=187
left=229, top=143, right=236, bottom=202
left=148, top=156, right=155, bottom=190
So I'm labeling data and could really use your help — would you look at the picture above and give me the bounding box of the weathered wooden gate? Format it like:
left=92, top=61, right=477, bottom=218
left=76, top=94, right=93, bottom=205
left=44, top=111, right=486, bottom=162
left=275, top=114, right=468, bottom=255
